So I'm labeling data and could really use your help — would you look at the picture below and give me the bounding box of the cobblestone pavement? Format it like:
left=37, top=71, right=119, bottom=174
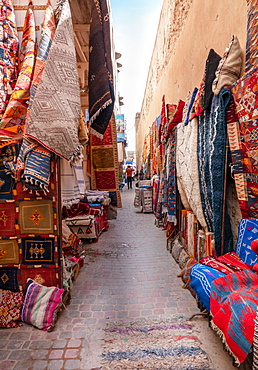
left=0, top=187, right=246, bottom=369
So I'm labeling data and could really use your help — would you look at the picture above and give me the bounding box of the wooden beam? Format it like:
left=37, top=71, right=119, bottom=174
left=14, top=5, right=47, bottom=10
left=78, top=62, right=88, bottom=67
left=18, top=26, right=40, bottom=32
left=74, top=32, right=88, bottom=63
left=73, top=24, right=90, bottom=32
left=70, top=0, right=92, bottom=24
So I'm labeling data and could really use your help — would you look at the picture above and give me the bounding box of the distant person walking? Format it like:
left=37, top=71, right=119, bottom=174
left=125, top=165, right=134, bottom=189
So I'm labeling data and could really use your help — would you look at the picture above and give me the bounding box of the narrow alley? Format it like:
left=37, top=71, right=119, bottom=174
left=0, top=188, right=242, bottom=370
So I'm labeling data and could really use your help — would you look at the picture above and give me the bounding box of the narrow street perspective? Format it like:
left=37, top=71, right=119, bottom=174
left=1, top=0, right=258, bottom=369
left=0, top=188, right=240, bottom=370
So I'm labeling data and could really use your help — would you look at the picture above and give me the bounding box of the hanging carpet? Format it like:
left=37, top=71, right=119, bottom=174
left=0, top=0, right=19, bottom=117
left=0, top=1, right=36, bottom=143
left=101, top=318, right=211, bottom=370
left=245, top=0, right=258, bottom=73
left=25, top=0, right=82, bottom=161
left=167, top=128, right=178, bottom=224
left=88, top=0, right=114, bottom=138
left=197, top=88, right=233, bottom=256
left=176, top=118, right=207, bottom=228
left=91, top=113, right=121, bottom=208
left=230, top=66, right=258, bottom=218
left=60, top=156, right=85, bottom=208
left=28, top=0, right=56, bottom=112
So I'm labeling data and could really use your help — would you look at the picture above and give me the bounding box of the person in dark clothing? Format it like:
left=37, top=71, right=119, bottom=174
left=139, top=168, right=144, bottom=180
left=125, top=165, right=134, bottom=189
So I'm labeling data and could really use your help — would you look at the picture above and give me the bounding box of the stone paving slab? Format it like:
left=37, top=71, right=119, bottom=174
left=0, top=188, right=247, bottom=369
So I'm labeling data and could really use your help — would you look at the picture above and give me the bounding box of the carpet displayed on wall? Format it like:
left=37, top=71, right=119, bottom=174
left=91, top=114, right=121, bottom=208
left=0, top=239, right=19, bottom=265
left=226, top=175, right=242, bottom=247
left=28, top=0, right=56, bottom=112
left=0, top=1, right=36, bottom=140
left=60, top=157, right=85, bottom=207
left=167, top=128, right=178, bottom=224
left=176, top=118, right=207, bottom=228
left=0, top=267, right=19, bottom=292
left=25, top=0, right=82, bottom=161
left=245, top=0, right=258, bottom=73
left=88, top=0, right=114, bottom=138
left=18, top=199, right=54, bottom=235
left=230, top=66, right=258, bottom=218
left=0, top=149, right=61, bottom=293
left=101, top=318, right=211, bottom=369
left=0, top=0, right=19, bottom=117
left=198, top=88, right=233, bottom=255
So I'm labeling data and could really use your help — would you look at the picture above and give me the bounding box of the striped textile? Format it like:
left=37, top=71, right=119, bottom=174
left=254, top=309, right=258, bottom=369
left=176, top=118, right=207, bottom=228
left=91, top=113, right=121, bottom=208
left=0, top=0, right=19, bottom=117
left=245, top=0, right=258, bottom=73
left=27, top=0, right=56, bottom=113
left=21, top=278, right=64, bottom=331
left=0, top=1, right=36, bottom=144
left=198, top=88, right=233, bottom=255
left=60, top=156, right=85, bottom=207
left=210, top=270, right=258, bottom=365
left=25, top=0, right=82, bottom=162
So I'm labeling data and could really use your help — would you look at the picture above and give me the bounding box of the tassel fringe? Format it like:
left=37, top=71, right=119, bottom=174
left=89, top=98, right=113, bottom=126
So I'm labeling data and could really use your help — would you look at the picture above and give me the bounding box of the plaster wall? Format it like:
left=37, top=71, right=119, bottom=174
left=136, top=0, right=248, bottom=167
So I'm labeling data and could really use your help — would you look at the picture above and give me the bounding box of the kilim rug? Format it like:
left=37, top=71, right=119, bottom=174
left=245, top=0, right=258, bottom=73
left=230, top=66, right=258, bottom=219
left=60, top=157, right=85, bottom=207
left=176, top=118, right=207, bottom=228
left=253, top=305, right=258, bottom=369
left=0, top=1, right=36, bottom=141
left=210, top=270, right=258, bottom=365
left=167, top=128, right=178, bottom=224
left=28, top=0, right=56, bottom=113
left=18, top=199, right=54, bottom=235
left=25, top=0, right=82, bottom=162
left=88, top=0, right=114, bottom=138
left=198, top=88, right=233, bottom=255
left=0, top=239, right=19, bottom=265
left=101, top=318, right=211, bottom=369
left=0, top=0, right=19, bottom=117
left=91, top=113, right=121, bottom=208
left=0, top=202, right=16, bottom=236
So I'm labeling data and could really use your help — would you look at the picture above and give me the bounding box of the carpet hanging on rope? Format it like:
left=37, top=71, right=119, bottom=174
left=88, top=0, right=114, bottom=138
left=176, top=117, right=207, bottom=228
left=0, top=0, right=19, bottom=118
left=91, top=113, right=121, bottom=208
left=197, top=88, right=233, bottom=255
left=25, top=0, right=82, bottom=162
left=0, top=0, right=36, bottom=144
left=230, top=66, right=258, bottom=218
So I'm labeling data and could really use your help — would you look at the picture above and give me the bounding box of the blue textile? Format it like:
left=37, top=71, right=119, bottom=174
left=235, top=219, right=258, bottom=266
left=198, top=88, right=233, bottom=255
left=167, top=127, right=177, bottom=224
left=190, top=263, right=225, bottom=311
left=0, top=267, right=19, bottom=292
left=0, top=165, right=14, bottom=199
left=184, top=87, right=198, bottom=126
